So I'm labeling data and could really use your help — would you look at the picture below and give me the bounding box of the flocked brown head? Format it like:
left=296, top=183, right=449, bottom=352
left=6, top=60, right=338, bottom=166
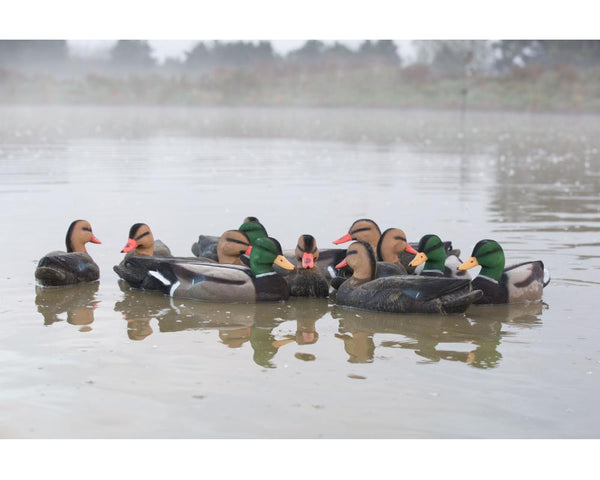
left=335, top=241, right=377, bottom=283
left=333, top=218, right=381, bottom=252
left=65, top=219, right=101, bottom=254
left=121, top=223, right=155, bottom=256
left=217, top=230, right=251, bottom=265
left=376, top=228, right=417, bottom=263
left=295, top=234, right=320, bottom=269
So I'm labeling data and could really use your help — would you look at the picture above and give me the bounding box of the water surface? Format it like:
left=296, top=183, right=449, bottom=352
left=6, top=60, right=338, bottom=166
left=1, top=105, right=599, bottom=438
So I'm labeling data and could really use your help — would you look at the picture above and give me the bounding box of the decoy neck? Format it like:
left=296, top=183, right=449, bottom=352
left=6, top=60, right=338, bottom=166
left=250, top=237, right=295, bottom=276
left=377, top=228, right=417, bottom=263
left=333, top=219, right=381, bottom=252
left=65, top=219, right=101, bottom=254
left=458, top=239, right=505, bottom=281
left=409, top=234, right=447, bottom=273
left=335, top=241, right=377, bottom=284
left=295, top=234, right=319, bottom=269
left=121, top=223, right=155, bottom=256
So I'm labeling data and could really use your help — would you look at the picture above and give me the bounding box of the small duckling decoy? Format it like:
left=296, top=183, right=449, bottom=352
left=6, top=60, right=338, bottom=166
left=120, top=223, right=172, bottom=258
left=35, top=219, right=102, bottom=287
left=334, top=241, right=482, bottom=314
left=458, top=239, right=550, bottom=304
left=409, top=234, right=469, bottom=279
left=115, top=237, right=295, bottom=303
left=285, top=234, right=329, bottom=298
left=376, top=227, right=419, bottom=274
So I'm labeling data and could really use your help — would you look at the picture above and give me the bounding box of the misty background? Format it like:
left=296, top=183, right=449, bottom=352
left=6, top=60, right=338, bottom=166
left=1, top=39, right=599, bottom=110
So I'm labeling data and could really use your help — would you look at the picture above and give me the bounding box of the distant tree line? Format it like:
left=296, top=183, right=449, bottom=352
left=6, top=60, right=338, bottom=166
left=1, top=39, right=600, bottom=79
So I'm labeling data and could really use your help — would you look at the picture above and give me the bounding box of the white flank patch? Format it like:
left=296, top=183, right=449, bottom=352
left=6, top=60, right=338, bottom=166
left=328, top=266, right=336, bottom=278
left=169, top=280, right=181, bottom=297
left=149, top=270, right=172, bottom=286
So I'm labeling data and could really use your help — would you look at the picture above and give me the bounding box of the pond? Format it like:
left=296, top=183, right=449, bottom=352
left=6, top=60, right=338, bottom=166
left=1, top=105, right=599, bottom=438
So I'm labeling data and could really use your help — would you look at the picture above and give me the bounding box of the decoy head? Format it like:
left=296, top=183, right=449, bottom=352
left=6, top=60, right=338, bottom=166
left=458, top=239, right=505, bottom=280
left=333, top=218, right=381, bottom=251
left=121, top=223, right=155, bottom=256
left=335, top=241, right=377, bottom=282
left=243, top=216, right=260, bottom=224
left=239, top=220, right=268, bottom=245
left=409, top=234, right=446, bottom=269
left=217, top=229, right=251, bottom=265
left=377, top=228, right=417, bottom=262
left=65, top=219, right=101, bottom=253
left=250, top=237, right=295, bottom=276
left=295, top=234, right=320, bottom=269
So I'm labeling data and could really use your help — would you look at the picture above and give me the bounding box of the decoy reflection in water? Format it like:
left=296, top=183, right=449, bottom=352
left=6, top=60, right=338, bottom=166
left=285, top=234, right=329, bottom=298
left=35, top=219, right=102, bottom=287
left=35, top=282, right=100, bottom=327
left=458, top=239, right=551, bottom=304
left=334, top=241, right=482, bottom=314
left=409, top=234, right=469, bottom=279
left=332, top=306, right=507, bottom=369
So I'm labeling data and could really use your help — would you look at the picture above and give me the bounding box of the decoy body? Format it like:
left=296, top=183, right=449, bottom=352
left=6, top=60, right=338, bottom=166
left=458, top=239, right=550, bottom=304
left=35, top=219, right=102, bottom=287
left=334, top=241, right=482, bottom=314
left=114, top=237, right=295, bottom=303
left=409, top=234, right=469, bottom=279
left=285, top=234, right=329, bottom=298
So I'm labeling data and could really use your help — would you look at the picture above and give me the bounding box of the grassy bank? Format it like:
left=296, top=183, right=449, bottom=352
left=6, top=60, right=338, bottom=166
left=2, top=64, right=600, bottom=112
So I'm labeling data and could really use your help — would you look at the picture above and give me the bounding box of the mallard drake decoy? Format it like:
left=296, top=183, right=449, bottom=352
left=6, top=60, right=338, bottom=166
left=114, top=237, right=295, bottom=303
left=191, top=216, right=265, bottom=260
left=458, top=239, right=550, bottom=304
left=35, top=219, right=102, bottom=287
left=334, top=241, right=482, bottom=314
left=285, top=234, right=329, bottom=298
left=120, top=223, right=172, bottom=257
left=376, top=227, right=419, bottom=274
left=409, top=234, right=469, bottom=279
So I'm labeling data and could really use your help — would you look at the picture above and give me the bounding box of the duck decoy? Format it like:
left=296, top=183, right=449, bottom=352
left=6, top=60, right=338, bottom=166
left=334, top=241, right=482, bottom=314
left=35, top=219, right=102, bottom=287
left=409, top=234, right=469, bottom=279
left=376, top=227, right=419, bottom=274
left=333, top=218, right=382, bottom=253
left=191, top=216, right=264, bottom=260
left=458, top=239, right=550, bottom=304
left=120, top=223, right=172, bottom=258
left=114, top=237, right=295, bottom=303
left=285, top=234, right=329, bottom=298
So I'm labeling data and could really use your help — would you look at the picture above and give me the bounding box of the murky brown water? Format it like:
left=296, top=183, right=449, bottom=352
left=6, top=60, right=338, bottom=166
left=1, top=105, right=599, bottom=438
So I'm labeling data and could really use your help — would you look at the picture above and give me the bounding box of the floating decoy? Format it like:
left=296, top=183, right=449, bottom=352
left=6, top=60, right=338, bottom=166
left=458, top=239, right=550, bottom=304
left=120, top=223, right=172, bottom=257
left=334, top=241, right=482, bottom=314
left=35, top=219, right=102, bottom=287
left=376, top=227, right=419, bottom=274
left=191, top=216, right=264, bottom=260
left=285, top=234, right=329, bottom=298
left=114, top=237, right=295, bottom=303
left=409, top=234, right=469, bottom=279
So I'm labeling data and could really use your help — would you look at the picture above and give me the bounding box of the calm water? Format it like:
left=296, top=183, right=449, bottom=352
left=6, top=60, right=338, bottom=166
left=1, top=105, right=599, bottom=438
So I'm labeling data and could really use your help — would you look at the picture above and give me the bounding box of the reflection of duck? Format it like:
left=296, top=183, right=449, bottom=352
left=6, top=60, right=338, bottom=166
left=332, top=305, right=507, bottom=369
left=285, top=234, right=329, bottom=298
left=114, top=237, right=295, bottom=303
left=409, top=234, right=469, bottom=279
left=35, top=282, right=99, bottom=326
left=458, top=239, right=550, bottom=304
left=35, top=219, right=102, bottom=287
left=335, top=241, right=482, bottom=314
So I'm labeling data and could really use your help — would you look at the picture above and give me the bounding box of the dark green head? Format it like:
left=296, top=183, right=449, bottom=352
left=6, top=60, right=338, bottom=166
left=459, top=239, right=506, bottom=281
left=409, top=234, right=446, bottom=272
left=249, top=237, right=294, bottom=276
left=239, top=221, right=268, bottom=245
